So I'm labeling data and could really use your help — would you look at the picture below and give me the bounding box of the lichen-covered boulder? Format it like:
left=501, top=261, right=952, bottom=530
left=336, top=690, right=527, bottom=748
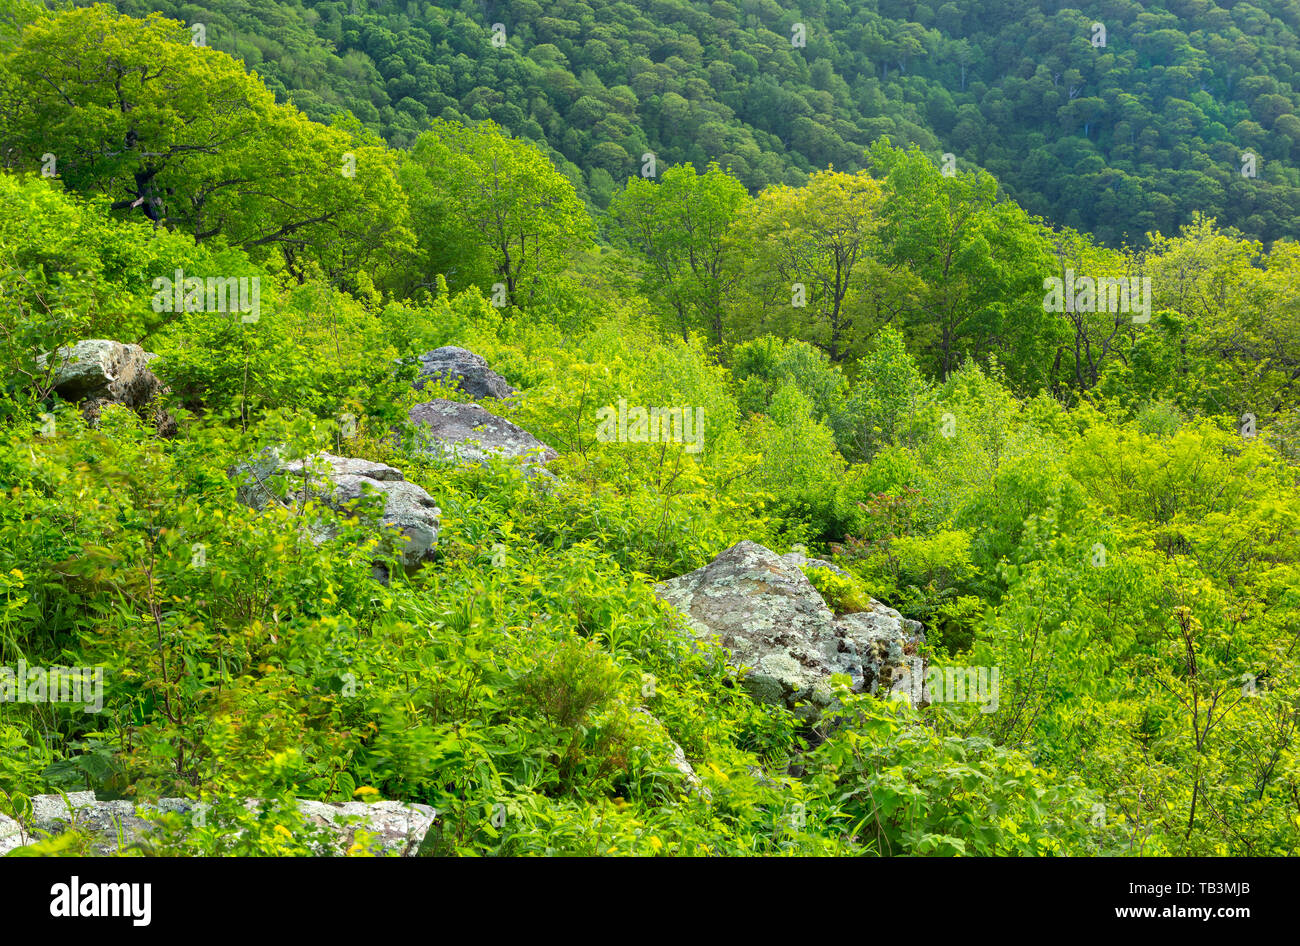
left=407, top=399, right=557, bottom=467
left=654, top=541, right=922, bottom=719
left=836, top=605, right=924, bottom=695
left=0, top=791, right=195, bottom=856
left=38, top=339, right=174, bottom=435
left=0, top=791, right=436, bottom=857
left=411, top=346, right=517, bottom=399
left=780, top=550, right=923, bottom=694
left=290, top=799, right=437, bottom=856
left=654, top=541, right=854, bottom=718
left=229, top=450, right=441, bottom=569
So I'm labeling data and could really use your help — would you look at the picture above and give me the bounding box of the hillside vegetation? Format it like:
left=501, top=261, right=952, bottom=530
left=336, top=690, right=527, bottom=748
left=89, top=0, right=1300, bottom=245
left=0, top=2, right=1297, bottom=856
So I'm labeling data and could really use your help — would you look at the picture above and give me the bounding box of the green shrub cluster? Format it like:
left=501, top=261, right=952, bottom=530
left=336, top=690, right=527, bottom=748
left=1, top=4, right=1297, bottom=857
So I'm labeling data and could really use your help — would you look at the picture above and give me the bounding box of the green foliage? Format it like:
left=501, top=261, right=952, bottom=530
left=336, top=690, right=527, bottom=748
left=801, top=567, right=872, bottom=616
left=746, top=384, right=846, bottom=541
left=808, top=692, right=1097, bottom=856
left=0, top=173, right=235, bottom=417
left=725, top=169, right=884, bottom=362
left=89, top=0, right=1300, bottom=247
left=608, top=162, right=748, bottom=344
left=0, top=5, right=413, bottom=285
left=834, top=325, right=932, bottom=462
left=2, top=2, right=1299, bottom=860
left=399, top=119, right=592, bottom=303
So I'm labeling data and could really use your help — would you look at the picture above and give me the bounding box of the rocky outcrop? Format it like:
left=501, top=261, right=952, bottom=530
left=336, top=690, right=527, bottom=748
left=837, top=605, right=923, bottom=695
left=654, top=541, right=922, bottom=719
left=230, top=450, right=441, bottom=571
left=781, top=550, right=922, bottom=694
left=412, top=346, right=517, bottom=399
left=0, top=791, right=436, bottom=857
left=407, top=399, right=557, bottom=467
left=655, top=541, right=848, bottom=718
left=38, top=339, right=174, bottom=435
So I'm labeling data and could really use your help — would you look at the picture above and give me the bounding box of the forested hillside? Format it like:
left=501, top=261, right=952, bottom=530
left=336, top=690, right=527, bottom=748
left=0, top=1, right=1298, bottom=859
left=93, top=0, right=1300, bottom=245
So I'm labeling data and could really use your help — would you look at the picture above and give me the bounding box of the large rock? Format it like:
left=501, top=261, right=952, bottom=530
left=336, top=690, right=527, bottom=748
left=412, top=346, right=517, bottom=400
left=654, top=541, right=922, bottom=719
left=781, top=551, right=923, bottom=694
left=0, top=791, right=436, bottom=857
left=38, top=339, right=174, bottom=435
left=407, top=399, right=557, bottom=467
left=230, top=450, right=441, bottom=570
left=838, top=605, right=923, bottom=695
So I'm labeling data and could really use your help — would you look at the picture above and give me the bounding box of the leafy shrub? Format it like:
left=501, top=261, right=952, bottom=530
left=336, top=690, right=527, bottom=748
left=808, top=692, right=1096, bottom=856
left=801, top=566, right=873, bottom=616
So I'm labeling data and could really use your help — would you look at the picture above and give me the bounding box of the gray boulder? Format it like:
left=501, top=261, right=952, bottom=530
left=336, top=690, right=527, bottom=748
left=838, top=606, right=924, bottom=695
left=781, top=551, right=923, bottom=694
left=230, top=450, right=441, bottom=570
left=654, top=541, right=851, bottom=718
left=780, top=550, right=852, bottom=579
left=412, top=346, right=516, bottom=399
left=654, top=541, right=922, bottom=718
left=407, top=399, right=557, bottom=467
left=38, top=339, right=174, bottom=435
left=0, top=791, right=436, bottom=857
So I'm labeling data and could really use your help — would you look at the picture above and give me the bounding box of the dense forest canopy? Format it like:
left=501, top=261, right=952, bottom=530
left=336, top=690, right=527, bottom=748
left=84, top=0, right=1300, bottom=246
left=0, top=0, right=1297, bottom=860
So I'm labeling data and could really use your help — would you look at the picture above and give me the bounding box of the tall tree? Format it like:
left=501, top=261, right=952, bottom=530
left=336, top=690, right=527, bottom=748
left=608, top=162, right=748, bottom=344
left=727, top=168, right=884, bottom=362
left=870, top=141, right=1061, bottom=389
left=0, top=5, right=413, bottom=287
left=400, top=119, right=592, bottom=304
